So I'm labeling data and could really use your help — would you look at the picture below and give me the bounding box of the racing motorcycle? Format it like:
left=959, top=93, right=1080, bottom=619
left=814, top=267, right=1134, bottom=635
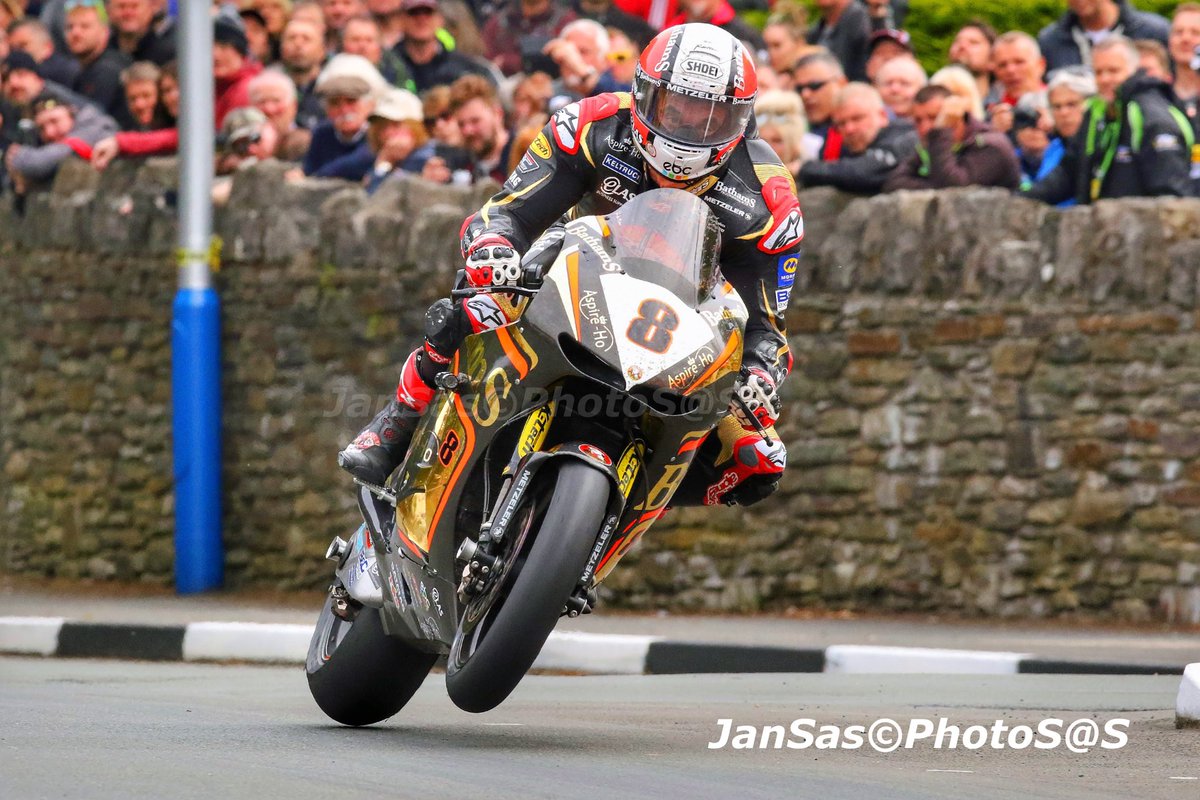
left=306, top=189, right=753, bottom=723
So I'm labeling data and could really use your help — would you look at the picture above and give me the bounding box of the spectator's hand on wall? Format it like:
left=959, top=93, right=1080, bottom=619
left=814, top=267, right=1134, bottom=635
left=91, top=137, right=120, bottom=171
left=7, top=145, right=25, bottom=194
left=420, top=155, right=451, bottom=184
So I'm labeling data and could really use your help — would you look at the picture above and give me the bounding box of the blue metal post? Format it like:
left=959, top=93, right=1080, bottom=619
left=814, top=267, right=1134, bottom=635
left=172, top=0, right=222, bottom=593
left=172, top=290, right=223, bottom=592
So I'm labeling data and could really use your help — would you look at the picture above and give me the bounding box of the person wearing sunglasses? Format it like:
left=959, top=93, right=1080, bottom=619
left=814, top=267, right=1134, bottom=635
left=798, top=81, right=917, bottom=194
left=792, top=50, right=847, bottom=161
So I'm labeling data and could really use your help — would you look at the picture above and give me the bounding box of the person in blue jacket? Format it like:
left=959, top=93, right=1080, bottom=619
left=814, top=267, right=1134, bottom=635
left=1011, top=94, right=1071, bottom=206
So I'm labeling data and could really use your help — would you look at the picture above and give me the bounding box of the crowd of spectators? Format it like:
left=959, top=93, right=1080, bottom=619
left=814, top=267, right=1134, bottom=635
left=0, top=0, right=1198, bottom=206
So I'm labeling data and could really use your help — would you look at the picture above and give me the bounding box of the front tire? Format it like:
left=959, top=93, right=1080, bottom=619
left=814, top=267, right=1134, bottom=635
left=445, top=461, right=611, bottom=713
left=306, top=598, right=438, bottom=726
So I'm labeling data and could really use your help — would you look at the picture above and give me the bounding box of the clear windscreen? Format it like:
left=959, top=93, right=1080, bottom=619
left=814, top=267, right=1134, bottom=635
left=603, top=189, right=722, bottom=306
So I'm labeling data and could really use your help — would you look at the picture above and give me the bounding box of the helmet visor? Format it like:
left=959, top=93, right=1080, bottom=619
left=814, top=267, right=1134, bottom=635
left=635, top=81, right=751, bottom=148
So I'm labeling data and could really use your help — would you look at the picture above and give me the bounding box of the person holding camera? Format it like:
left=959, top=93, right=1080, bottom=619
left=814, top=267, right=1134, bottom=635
left=1011, top=93, right=1066, bottom=198
left=1022, top=35, right=1191, bottom=204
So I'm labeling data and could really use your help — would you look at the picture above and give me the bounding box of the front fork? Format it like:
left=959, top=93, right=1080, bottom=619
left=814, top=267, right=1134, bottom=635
left=452, top=404, right=639, bottom=615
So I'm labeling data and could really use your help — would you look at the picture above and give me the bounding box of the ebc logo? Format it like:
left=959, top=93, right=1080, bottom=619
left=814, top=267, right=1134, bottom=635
left=602, top=153, right=641, bottom=182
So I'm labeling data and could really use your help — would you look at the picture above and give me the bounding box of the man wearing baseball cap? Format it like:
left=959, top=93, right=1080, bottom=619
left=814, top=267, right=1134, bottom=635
left=864, top=28, right=911, bottom=82
left=6, top=90, right=117, bottom=195
left=395, top=0, right=493, bottom=93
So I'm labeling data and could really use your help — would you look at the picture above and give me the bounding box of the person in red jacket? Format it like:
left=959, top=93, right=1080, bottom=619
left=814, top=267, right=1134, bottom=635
left=665, top=0, right=765, bottom=51
left=613, top=0, right=679, bottom=30
left=213, top=15, right=262, bottom=129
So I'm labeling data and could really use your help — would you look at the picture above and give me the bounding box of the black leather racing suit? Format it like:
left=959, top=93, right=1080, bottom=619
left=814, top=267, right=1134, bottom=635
left=426, top=92, right=805, bottom=505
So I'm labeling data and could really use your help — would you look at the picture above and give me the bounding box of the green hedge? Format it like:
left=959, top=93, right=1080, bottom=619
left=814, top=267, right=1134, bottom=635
left=902, top=0, right=1182, bottom=74
left=764, top=1, right=1184, bottom=74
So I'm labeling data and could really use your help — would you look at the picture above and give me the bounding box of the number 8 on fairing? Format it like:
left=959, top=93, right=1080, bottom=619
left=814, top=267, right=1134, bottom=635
left=626, top=299, right=679, bottom=354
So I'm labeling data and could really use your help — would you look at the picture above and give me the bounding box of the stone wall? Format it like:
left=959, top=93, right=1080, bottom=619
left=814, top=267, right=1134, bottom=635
left=2, top=160, right=1199, bottom=622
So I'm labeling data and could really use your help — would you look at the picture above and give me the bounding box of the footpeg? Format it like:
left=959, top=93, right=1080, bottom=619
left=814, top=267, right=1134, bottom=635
left=352, top=477, right=397, bottom=506
left=563, top=587, right=598, bottom=618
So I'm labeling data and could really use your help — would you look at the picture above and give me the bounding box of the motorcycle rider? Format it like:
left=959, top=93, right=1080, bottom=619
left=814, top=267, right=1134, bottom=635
left=339, top=23, right=803, bottom=507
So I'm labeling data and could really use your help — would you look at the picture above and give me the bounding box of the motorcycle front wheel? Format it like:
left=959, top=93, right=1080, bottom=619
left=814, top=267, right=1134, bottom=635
left=445, top=460, right=610, bottom=713
left=306, top=597, right=438, bottom=726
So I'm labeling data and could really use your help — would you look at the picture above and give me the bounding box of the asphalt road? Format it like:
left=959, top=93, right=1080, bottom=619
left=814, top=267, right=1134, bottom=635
left=1, top=657, right=1196, bottom=800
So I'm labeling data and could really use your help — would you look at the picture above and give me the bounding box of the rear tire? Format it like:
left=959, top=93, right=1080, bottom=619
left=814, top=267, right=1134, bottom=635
left=445, top=461, right=610, bottom=713
left=306, top=598, right=438, bottom=726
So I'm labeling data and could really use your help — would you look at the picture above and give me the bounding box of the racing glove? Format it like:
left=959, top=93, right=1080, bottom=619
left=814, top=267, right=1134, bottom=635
left=731, top=367, right=782, bottom=431
left=464, top=234, right=522, bottom=288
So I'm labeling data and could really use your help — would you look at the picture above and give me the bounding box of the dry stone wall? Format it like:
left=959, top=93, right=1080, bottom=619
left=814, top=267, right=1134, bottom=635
left=2, top=160, right=1199, bottom=622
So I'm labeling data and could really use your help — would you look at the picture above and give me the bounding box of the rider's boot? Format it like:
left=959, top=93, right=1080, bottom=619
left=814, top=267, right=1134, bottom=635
left=337, top=349, right=435, bottom=485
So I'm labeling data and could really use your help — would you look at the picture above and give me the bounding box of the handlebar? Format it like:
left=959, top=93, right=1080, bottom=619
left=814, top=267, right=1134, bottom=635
left=450, top=265, right=545, bottom=300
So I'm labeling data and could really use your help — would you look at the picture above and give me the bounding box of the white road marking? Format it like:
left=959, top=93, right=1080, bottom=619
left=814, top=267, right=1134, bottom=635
left=1168, top=777, right=1198, bottom=781
left=926, top=770, right=974, bottom=774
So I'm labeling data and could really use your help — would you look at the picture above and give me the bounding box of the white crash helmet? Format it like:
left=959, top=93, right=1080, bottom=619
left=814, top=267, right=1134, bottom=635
left=631, top=23, right=758, bottom=183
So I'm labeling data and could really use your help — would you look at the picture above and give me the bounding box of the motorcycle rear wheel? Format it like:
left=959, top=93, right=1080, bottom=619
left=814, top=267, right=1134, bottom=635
left=306, top=598, right=438, bottom=726
left=445, top=460, right=610, bottom=713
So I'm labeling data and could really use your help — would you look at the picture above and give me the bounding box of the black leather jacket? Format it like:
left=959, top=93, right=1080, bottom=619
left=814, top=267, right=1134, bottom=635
left=461, top=92, right=804, bottom=380
left=1023, top=72, right=1192, bottom=205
